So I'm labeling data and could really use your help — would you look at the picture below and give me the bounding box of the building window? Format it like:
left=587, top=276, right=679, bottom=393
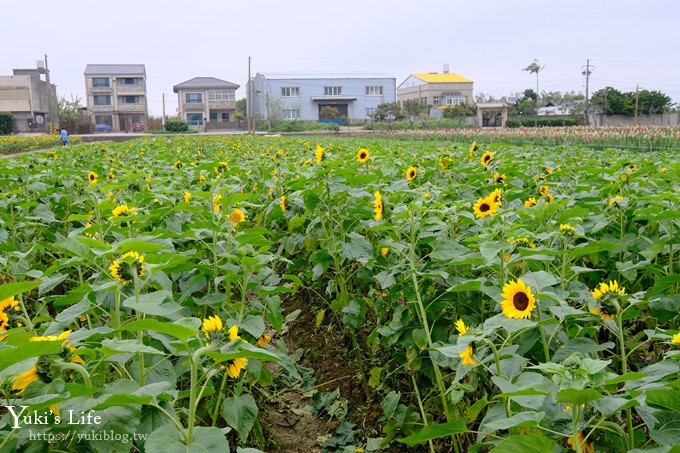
left=187, top=113, right=203, bottom=126
left=365, top=107, right=376, bottom=117
left=443, top=95, right=467, bottom=106
left=365, top=86, right=383, bottom=96
left=93, top=95, right=111, bottom=105
left=282, top=109, right=300, bottom=120
left=121, top=78, right=141, bottom=85
left=324, top=86, right=342, bottom=96
left=432, top=96, right=440, bottom=105
left=420, top=97, right=428, bottom=105
left=120, top=96, right=140, bottom=104
left=281, top=87, right=300, bottom=97
left=221, top=113, right=230, bottom=122
left=92, top=78, right=109, bottom=88
left=210, top=112, right=218, bottom=122
left=95, top=115, right=112, bottom=126
left=185, top=93, right=202, bottom=104
left=209, top=91, right=235, bottom=101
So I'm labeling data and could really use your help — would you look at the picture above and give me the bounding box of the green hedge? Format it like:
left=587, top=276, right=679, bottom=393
left=506, top=117, right=581, bottom=128
left=165, top=120, right=189, bottom=132
left=0, top=112, right=13, bottom=135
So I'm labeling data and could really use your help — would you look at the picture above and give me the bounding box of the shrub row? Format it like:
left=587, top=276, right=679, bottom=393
left=506, top=117, right=581, bottom=128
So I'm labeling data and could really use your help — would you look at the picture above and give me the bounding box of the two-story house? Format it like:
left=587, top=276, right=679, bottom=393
left=0, top=61, right=57, bottom=132
left=84, top=64, right=148, bottom=132
left=397, top=66, right=474, bottom=107
left=249, top=73, right=396, bottom=122
left=173, top=77, right=240, bottom=129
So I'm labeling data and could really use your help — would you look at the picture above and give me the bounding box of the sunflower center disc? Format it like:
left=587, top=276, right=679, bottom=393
left=513, top=292, right=529, bottom=310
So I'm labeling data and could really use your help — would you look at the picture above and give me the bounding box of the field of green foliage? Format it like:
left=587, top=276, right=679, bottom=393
left=0, top=135, right=678, bottom=452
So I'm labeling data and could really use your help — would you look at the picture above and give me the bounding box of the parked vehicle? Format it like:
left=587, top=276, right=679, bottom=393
left=132, top=122, right=145, bottom=132
left=96, top=124, right=113, bottom=132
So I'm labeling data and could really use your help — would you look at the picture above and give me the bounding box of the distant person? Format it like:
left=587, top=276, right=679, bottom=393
left=60, top=128, right=68, bottom=146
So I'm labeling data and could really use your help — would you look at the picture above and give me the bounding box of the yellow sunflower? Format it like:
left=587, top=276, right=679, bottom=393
left=380, top=247, right=389, bottom=256
left=373, top=191, right=384, bottom=221
left=560, top=224, right=575, bottom=233
left=609, top=195, right=623, bottom=206
left=224, top=357, right=248, bottom=379
left=501, top=278, right=536, bottom=319
left=539, top=185, right=550, bottom=196
left=494, top=173, right=506, bottom=184
left=567, top=432, right=594, bottom=453
left=280, top=196, right=287, bottom=213
left=619, top=173, right=629, bottom=183
left=356, top=148, right=370, bottom=163
left=473, top=196, right=498, bottom=219
left=228, top=324, right=241, bottom=341
left=489, top=188, right=502, bottom=206
left=183, top=191, right=191, bottom=203
left=257, top=334, right=271, bottom=347
left=109, top=251, right=145, bottom=285
left=406, top=167, right=417, bottom=182
left=544, top=193, right=554, bottom=203
left=202, top=315, right=223, bottom=337
left=469, top=141, right=478, bottom=158
left=480, top=151, right=493, bottom=167
left=88, top=171, right=98, bottom=184
left=591, top=280, right=625, bottom=299
left=112, top=204, right=137, bottom=217
left=315, top=145, right=324, bottom=163
left=459, top=344, right=476, bottom=366
left=12, top=366, right=39, bottom=394
left=0, top=297, right=19, bottom=332
left=455, top=319, right=468, bottom=336
left=672, top=333, right=680, bottom=344
left=628, top=164, right=637, bottom=171
left=524, top=197, right=537, bottom=208
left=231, top=208, right=245, bottom=225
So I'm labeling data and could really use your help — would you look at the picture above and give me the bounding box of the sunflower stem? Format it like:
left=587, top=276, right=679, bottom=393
left=411, top=373, right=435, bottom=453
left=535, top=301, right=551, bottom=362
left=211, top=370, right=229, bottom=427
left=616, top=313, right=635, bottom=450
left=571, top=405, right=583, bottom=453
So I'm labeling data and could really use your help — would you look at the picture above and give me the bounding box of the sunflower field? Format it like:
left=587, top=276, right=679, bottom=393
left=0, top=135, right=678, bottom=453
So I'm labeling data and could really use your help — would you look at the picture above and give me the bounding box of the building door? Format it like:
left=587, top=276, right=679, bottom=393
left=318, top=103, right=348, bottom=120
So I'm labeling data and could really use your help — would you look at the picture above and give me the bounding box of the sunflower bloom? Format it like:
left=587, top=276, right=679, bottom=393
left=0, top=297, right=19, bottom=332
left=109, top=251, right=145, bottom=285
left=568, top=432, right=594, bottom=453
left=257, top=334, right=271, bottom=347
left=560, top=224, right=575, bottom=233
left=228, top=325, right=240, bottom=341
left=406, top=167, right=417, bottom=182
left=356, top=148, right=370, bottom=163
left=224, top=357, right=248, bottom=379
left=501, top=278, right=536, bottom=319
left=489, top=188, right=502, bottom=207
left=202, top=315, right=223, bottom=336
left=539, top=185, right=550, bottom=196
left=544, top=193, right=554, bottom=203
left=381, top=247, right=389, bottom=257
left=469, top=141, right=477, bottom=158
left=315, top=145, right=324, bottom=163
left=480, top=151, right=493, bottom=167
left=609, top=195, right=623, bottom=206
left=524, top=197, right=537, bottom=208
left=88, top=171, right=98, bottom=184
left=455, top=319, right=468, bottom=336
left=373, top=191, right=384, bottom=221
left=473, top=196, right=498, bottom=219
left=591, top=280, right=625, bottom=299
left=628, top=164, right=637, bottom=171
left=230, top=208, right=245, bottom=225
left=280, top=196, right=286, bottom=213
left=112, top=204, right=137, bottom=217
left=672, top=333, right=680, bottom=344
left=12, top=366, right=40, bottom=393
left=494, top=173, right=506, bottom=184
left=459, top=344, right=476, bottom=366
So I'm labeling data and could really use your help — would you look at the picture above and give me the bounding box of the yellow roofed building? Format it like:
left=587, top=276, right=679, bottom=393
left=397, top=66, right=474, bottom=107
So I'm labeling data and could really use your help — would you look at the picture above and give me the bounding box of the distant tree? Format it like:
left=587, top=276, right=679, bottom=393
left=590, top=87, right=634, bottom=116
left=372, top=102, right=404, bottom=123
left=0, top=111, right=13, bottom=135
left=58, top=95, right=84, bottom=132
left=475, top=92, right=500, bottom=103
left=516, top=89, right=538, bottom=115
left=637, top=90, right=673, bottom=115
left=522, top=59, right=546, bottom=97
left=403, top=99, right=429, bottom=126
left=235, top=98, right=246, bottom=116
left=441, top=104, right=477, bottom=119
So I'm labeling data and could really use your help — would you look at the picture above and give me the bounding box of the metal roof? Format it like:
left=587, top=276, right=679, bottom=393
left=173, top=77, right=240, bottom=93
left=412, top=73, right=473, bottom=83
left=84, top=64, right=146, bottom=76
left=258, top=72, right=394, bottom=80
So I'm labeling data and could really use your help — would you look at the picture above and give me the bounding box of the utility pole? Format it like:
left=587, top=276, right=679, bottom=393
left=582, top=59, right=593, bottom=126
left=634, top=85, right=639, bottom=125
left=247, top=56, right=252, bottom=134
left=162, top=93, right=166, bottom=126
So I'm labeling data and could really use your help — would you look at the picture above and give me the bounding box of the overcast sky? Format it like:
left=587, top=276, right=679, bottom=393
left=2, top=0, right=678, bottom=116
